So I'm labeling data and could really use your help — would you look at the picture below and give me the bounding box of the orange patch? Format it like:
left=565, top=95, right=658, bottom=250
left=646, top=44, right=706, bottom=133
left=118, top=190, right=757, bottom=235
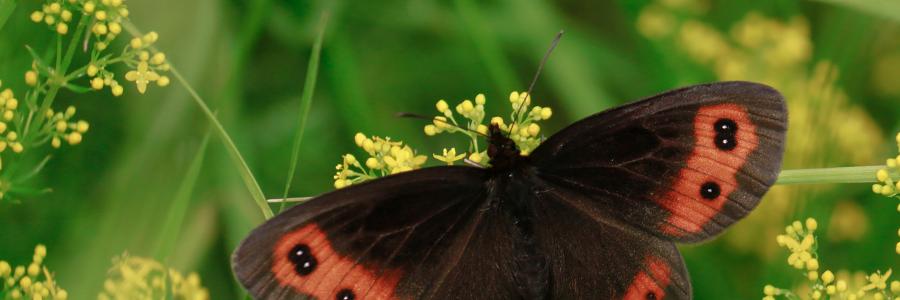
left=658, top=104, right=758, bottom=236
left=271, top=224, right=403, bottom=299
left=623, top=256, right=672, bottom=300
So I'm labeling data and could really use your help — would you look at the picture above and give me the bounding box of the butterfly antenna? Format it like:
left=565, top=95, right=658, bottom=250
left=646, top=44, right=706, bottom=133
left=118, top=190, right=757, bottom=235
left=395, top=112, right=488, bottom=137
left=508, top=30, right=564, bottom=137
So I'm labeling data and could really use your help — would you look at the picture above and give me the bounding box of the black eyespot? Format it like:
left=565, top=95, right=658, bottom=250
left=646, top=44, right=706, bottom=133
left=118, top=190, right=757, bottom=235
left=700, top=182, right=720, bottom=200
left=336, top=289, right=355, bottom=300
left=714, top=133, right=737, bottom=150
left=714, top=118, right=737, bottom=134
left=646, top=291, right=657, bottom=300
left=288, top=244, right=317, bottom=276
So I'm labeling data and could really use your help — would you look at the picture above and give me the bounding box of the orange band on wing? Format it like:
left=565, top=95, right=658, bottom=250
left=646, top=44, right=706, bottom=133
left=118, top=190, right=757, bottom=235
left=658, top=104, right=758, bottom=236
left=623, top=256, right=672, bottom=300
left=271, top=224, right=402, bottom=300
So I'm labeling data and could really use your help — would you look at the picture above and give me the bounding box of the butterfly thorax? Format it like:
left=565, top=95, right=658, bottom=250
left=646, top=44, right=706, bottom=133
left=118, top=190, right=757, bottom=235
left=487, top=124, right=525, bottom=172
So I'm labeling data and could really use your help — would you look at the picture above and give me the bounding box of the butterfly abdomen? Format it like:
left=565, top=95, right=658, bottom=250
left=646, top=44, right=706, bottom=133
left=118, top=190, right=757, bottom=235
left=499, top=175, right=552, bottom=299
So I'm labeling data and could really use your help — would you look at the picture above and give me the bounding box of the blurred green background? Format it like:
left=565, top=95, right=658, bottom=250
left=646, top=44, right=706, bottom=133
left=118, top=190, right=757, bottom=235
left=1, top=0, right=900, bottom=298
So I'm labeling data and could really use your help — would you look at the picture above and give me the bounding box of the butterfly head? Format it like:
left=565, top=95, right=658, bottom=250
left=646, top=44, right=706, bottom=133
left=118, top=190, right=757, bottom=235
left=487, top=123, right=523, bottom=171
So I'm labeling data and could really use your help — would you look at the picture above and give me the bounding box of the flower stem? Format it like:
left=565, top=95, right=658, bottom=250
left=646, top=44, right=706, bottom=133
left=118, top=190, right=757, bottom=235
left=776, top=166, right=883, bottom=185
left=27, top=16, right=89, bottom=142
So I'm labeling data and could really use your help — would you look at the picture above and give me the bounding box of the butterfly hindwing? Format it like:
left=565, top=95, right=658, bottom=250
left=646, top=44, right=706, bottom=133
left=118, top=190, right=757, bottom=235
left=529, top=81, right=787, bottom=243
left=505, top=174, right=692, bottom=299
left=233, top=167, right=526, bottom=299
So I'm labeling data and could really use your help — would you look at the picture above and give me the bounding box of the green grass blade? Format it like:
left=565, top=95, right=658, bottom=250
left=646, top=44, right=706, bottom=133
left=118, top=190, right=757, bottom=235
left=279, top=12, right=329, bottom=210
left=169, top=66, right=273, bottom=219
left=776, top=166, right=883, bottom=185
left=154, top=133, right=210, bottom=261
left=122, top=20, right=272, bottom=219
left=0, top=0, right=14, bottom=31
left=812, top=0, right=900, bottom=22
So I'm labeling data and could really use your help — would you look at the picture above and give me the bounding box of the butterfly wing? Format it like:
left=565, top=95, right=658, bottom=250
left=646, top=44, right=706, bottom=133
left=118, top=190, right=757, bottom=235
left=525, top=180, right=692, bottom=299
left=528, top=81, right=787, bottom=243
left=232, top=167, right=524, bottom=300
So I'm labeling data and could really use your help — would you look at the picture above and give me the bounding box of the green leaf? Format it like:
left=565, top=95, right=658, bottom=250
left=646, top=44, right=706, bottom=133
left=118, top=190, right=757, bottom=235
left=25, top=45, right=53, bottom=73
left=154, top=133, right=209, bottom=260
left=812, top=0, right=900, bottom=22
left=0, top=0, right=14, bottom=31
left=279, top=12, right=329, bottom=212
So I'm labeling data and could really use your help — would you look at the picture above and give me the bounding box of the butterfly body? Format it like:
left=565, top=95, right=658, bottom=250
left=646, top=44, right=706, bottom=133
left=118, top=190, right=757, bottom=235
left=233, top=81, right=788, bottom=300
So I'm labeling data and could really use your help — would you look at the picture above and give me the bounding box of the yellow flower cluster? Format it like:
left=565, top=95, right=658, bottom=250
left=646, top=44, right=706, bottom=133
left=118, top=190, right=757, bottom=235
left=332, top=133, right=427, bottom=189
left=123, top=32, right=171, bottom=94
left=871, top=132, right=900, bottom=255
left=29, top=1, right=74, bottom=35
left=491, top=91, right=552, bottom=156
left=45, top=106, right=89, bottom=148
left=98, top=254, right=209, bottom=300
left=775, top=219, right=822, bottom=278
left=86, top=0, right=130, bottom=51
left=88, top=31, right=169, bottom=96
left=0, top=244, right=68, bottom=300
left=765, top=218, right=899, bottom=300
left=0, top=87, right=24, bottom=169
left=424, top=92, right=553, bottom=166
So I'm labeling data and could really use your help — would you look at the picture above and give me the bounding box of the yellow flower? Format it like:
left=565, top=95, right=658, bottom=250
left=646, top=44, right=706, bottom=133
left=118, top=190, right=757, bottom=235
left=424, top=92, right=555, bottom=166
left=150, top=53, right=166, bottom=65
left=90, top=77, right=104, bottom=90
left=25, top=71, right=38, bottom=86
left=156, top=76, right=170, bottom=87
left=333, top=133, right=427, bottom=188
left=129, top=38, right=142, bottom=49
left=124, top=62, right=159, bottom=94
left=99, top=253, right=209, bottom=300
left=469, top=152, right=483, bottom=164
left=0, top=244, right=67, bottom=299
left=433, top=148, right=465, bottom=165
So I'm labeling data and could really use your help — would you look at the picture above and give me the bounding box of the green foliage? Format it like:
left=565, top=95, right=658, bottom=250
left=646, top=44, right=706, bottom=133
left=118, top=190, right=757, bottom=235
left=0, top=0, right=14, bottom=31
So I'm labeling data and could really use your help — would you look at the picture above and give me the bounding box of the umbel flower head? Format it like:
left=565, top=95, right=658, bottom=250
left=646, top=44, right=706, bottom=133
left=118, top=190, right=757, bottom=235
left=31, top=0, right=171, bottom=96
left=764, top=218, right=899, bottom=300
left=0, top=244, right=68, bottom=299
left=332, top=133, right=427, bottom=189
left=425, top=92, right=552, bottom=161
left=331, top=91, right=554, bottom=189
left=98, top=253, right=209, bottom=300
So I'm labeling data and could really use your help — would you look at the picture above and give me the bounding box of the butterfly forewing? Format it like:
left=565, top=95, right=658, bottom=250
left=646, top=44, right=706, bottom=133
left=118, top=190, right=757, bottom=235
left=233, top=167, right=526, bottom=299
left=529, top=81, right=787, bottom=243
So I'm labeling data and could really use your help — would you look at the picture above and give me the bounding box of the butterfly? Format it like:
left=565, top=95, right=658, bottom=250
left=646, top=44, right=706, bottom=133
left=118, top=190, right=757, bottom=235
left=232, top=81, right=787, bottom=300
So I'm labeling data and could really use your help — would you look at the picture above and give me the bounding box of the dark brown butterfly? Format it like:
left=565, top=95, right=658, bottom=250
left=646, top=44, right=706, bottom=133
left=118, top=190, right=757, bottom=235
left=232, top=81, right=787, bottom=299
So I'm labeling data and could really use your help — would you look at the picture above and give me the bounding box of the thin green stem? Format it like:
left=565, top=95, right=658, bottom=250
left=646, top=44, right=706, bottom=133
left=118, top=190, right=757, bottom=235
left=55, top=35, right=62, bottom=70
left=28, top=16, right=89, bottom=142
left=776, top=166, right=883, bottom=185
left=280, top=12, right=329, bottom=211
